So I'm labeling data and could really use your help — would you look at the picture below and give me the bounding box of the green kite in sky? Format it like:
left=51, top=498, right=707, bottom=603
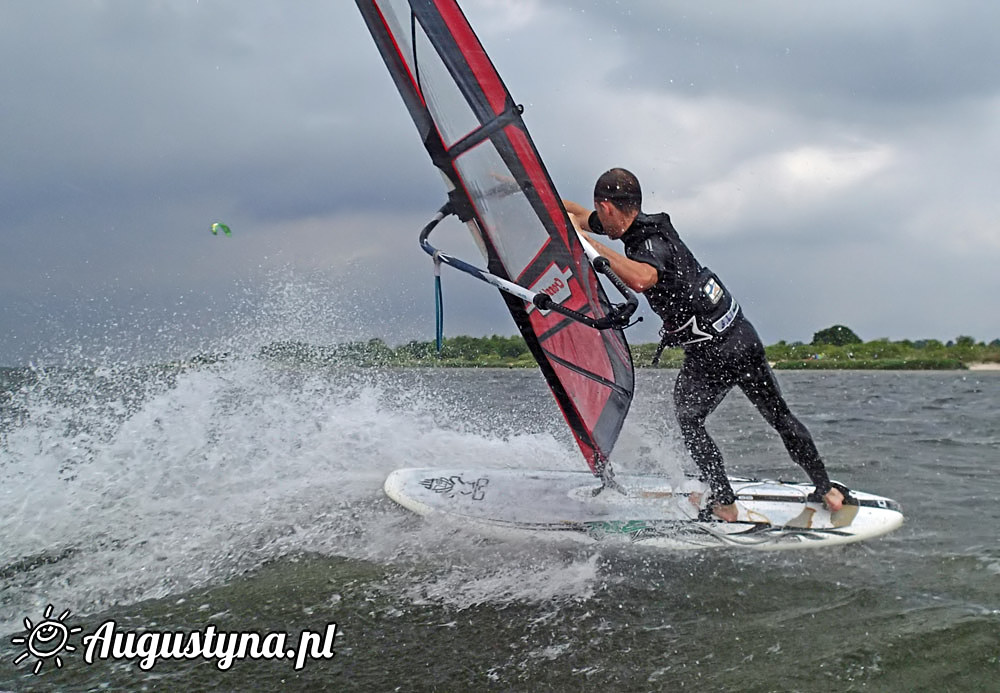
left=210, top=222, right=231, bottom=237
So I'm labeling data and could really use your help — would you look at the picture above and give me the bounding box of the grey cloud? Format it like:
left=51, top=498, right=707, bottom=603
left=561, top=1, right=1000, bottom=114
left=2, top=1, right=999, bottom=364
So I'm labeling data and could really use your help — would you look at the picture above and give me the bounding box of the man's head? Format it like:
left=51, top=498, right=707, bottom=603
left=593, top=168, right=641, bottom=238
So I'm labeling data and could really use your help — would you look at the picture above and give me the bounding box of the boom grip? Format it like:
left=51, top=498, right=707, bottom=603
left=536, top=293, right=635, bottom=331
left=591, top=257, right=639, bottom=329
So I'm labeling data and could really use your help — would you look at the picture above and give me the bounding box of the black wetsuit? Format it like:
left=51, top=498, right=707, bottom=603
left=590, top=211, right=838, bottom=506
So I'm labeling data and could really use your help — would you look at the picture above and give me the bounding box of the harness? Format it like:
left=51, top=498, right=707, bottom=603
left=651, top=293, right=741, bottom=364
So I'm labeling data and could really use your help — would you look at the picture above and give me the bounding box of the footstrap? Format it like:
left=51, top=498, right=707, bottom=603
left=807, top=481, right=854, bottom=505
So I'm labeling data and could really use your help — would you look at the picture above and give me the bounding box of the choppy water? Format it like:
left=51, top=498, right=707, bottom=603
left=1, top=360, right=998, bottom=691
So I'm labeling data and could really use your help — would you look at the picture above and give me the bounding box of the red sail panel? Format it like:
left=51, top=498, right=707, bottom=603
left=357, top=0, right=634, bottom=473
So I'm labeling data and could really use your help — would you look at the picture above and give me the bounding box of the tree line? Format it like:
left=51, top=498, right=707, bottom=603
left=258, top=325, right=1000, bottom=370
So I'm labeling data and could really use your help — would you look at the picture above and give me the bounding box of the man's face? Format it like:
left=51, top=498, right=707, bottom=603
left=594, top=200, right=631, bottom=239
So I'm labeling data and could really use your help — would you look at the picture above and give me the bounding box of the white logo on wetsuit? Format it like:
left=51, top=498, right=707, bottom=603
left=702, top=277, right=724, bottom=305
left=663, top=299, right=740, bottom=346
left=665, top=315, right=714, bottom=345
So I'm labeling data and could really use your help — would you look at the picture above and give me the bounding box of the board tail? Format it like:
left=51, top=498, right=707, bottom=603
left=357, top=0, right=635, bottom=475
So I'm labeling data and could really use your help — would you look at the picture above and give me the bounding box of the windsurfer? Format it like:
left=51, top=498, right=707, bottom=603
left=565, top=168, right=848, bottom=522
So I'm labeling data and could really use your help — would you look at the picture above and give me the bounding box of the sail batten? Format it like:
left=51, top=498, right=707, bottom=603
left=357, top=0, right=635, bottom=474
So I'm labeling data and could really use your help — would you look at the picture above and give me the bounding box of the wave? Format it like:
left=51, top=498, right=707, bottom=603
left=0, top=355, right=589, bottom=635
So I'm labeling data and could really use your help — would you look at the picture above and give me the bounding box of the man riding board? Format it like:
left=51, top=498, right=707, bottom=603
left=565, top=168, right=848, bottom=521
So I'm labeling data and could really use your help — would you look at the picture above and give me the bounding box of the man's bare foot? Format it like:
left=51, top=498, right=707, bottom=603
left=712, top=502, right=739, bottom=522
left=823, top=487, right=845, bottom=511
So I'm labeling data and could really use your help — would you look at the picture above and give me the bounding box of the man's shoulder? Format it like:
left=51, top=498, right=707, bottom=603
left=634, top=212, right=679, bottom=239
left=626, top=212, right=676, bottom=245
left=636, top=211, right=672, bottom=226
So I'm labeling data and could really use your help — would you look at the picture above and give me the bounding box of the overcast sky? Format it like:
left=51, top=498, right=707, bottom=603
left=2, top=1, right=998, bottom=365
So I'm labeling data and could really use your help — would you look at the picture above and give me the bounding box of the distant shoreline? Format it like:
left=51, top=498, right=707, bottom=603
left=3, top=358, right=1000, bottom=373
left=247, top=338, right=1000, bottom=371
left=7, top=336, right=1000, bottom=372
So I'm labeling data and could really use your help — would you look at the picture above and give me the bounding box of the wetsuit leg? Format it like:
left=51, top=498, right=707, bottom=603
left=735, top=344, right=833, bottom=495
left=673, top=356, right=737, bottom=506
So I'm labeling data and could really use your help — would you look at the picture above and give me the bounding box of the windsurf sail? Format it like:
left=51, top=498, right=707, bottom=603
left=356, top=0, right=635, bottom=481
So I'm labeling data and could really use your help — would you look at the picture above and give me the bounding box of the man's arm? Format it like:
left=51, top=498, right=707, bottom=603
left=580, top=232, right=659, bottom=293
left=563, top=199, right=658, bottom=292
left=562, top=199, right=593, bottom=232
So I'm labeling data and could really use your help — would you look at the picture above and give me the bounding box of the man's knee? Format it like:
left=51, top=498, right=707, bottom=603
left=775, top=413, right=811, bottom=442
left=674, top=406, right=705, bottom=436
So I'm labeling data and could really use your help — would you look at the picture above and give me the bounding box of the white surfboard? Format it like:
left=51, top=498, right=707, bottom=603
left=384, top=468, right=903, bottom=550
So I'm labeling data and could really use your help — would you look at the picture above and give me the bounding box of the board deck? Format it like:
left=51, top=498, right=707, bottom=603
left=384, top=468, right=903, bottom=550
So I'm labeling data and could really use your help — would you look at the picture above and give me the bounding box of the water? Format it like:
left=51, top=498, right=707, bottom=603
left=2, top=360, right=998, bottom=691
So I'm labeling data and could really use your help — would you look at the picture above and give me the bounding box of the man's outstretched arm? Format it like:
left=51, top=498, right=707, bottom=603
left=562, top=199, right=658, bottom=292
left=562, top=199, right=593, bottom=233
left=579, top=231, right=659, bottom=293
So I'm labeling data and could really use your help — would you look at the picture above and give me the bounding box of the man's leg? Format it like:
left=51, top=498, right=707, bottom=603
left=736, top=348, right=846, bottom=509
left=673, top=357, right=735, bottom=512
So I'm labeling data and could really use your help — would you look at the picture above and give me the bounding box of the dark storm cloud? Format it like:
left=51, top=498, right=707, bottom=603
left=1, top=1, right=998, bottom=364
left=0, top=1, right=432, bottom=222
left=0, top=1, right=446, bottom=362
left=562, top=1, right=1000, bottom=111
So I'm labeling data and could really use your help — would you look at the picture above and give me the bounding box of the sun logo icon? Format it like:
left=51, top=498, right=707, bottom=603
left=11, top=604, right=83, bottom=675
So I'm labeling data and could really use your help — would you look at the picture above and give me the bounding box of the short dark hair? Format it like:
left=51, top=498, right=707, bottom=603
left=594, top=168, right=641, bottom=214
